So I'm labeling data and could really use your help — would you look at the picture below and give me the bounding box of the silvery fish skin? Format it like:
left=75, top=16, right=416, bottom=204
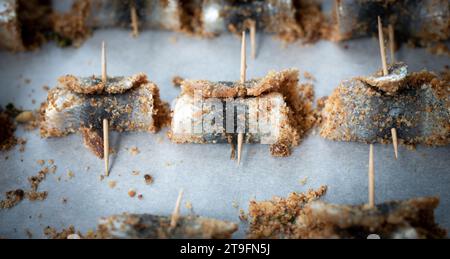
left=97, top=213, right=238, bottom=239
left=334, top=0, right=450, bottom=42
left=320, top=63, right=449, bottom=145
left=303, top=197, right=447, bottom=239
left=42, top=76, right=156, bottom=135
left=63, top=0, right=182, bottom=30
left=170, top=91, right=290, bottom=145
left=140, top=0, right=184, bottom=30
left=0, top=0, right=24, bottom=51
left=201, top=0, right=296, bottom=35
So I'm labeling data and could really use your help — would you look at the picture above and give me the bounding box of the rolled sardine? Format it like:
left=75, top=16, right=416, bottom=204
left=97, top=213, right=238, bottom=239
left=319, top=63, right=449, bottom=146
left=40, top=73, right=168, bottom=158
left=169, top=69, right=316, bottom=157
left=333, top=0, right=450, bottom=43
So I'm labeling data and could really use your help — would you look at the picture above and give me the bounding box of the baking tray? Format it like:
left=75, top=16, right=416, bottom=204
left=0, top=29, right=449, bottom=238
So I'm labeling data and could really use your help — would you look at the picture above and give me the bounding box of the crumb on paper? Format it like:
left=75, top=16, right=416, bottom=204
left=303, top=71, right=316, bottom=81
left=108, top=181, right=116, bottom=189
left=138, top=194, right=144, bottom=200
left=144, top=174, right=153, bottom=185
left=50, top=165, right=57, bottom=174
left=172, top=76, right=184, bottom=87
left=25, top=229, right=33, bottom=239
left=15, top=111, right=35, bottom=123
left=128, top=189, right=136, bottom=198
left=37, top=160, right=45, bottom=165
left=1, top=167, right=51, bottom=209
left=232, top=201, right=239, bottom=209
left=128, top=146, right=140, bottom=155
left=132, top=170, right=140, bottom=176
left=185, top=201, right=192, bottom=210
left=299, top=177, right=308, bottom=186
left=67, top=170, right=75, bottom=179
left=239, top=209, right=248, bottom=222
left=18, top=138, right=27, bottom=152
left=44, top=226, right=77, bottom=239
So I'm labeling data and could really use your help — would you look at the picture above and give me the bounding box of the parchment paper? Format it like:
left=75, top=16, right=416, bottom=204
left=0, top=29, right=449, bottom=238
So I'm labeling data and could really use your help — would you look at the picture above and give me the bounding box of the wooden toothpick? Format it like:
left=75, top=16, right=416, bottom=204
left=170, top=189, right=184, bottom=229
left=391, top=128, right=398, bottom=159
left=130, top=0, right=139, bottom=37
left=101, top=41, right=107, bottom=82
left=240, top=31, right=247, bottom=82
left=237, top=30, right=247, bottom=165
left=368, top=144, right=375, bottom=209
left=377, top=16, right=388, bottom=76
left=387, top=24, right=398, bottom=160
left=250, top=20, right=256, bottom=59
left=101, top=41, right=109, bottom=176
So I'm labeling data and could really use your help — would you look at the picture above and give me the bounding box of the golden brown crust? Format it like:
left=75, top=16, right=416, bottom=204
left=58, top=73, right=148, bottom=94
left=301, top=197, right=447, bottom=239
left=247, top=186, right=327, bottom=239
left=80, top=126, right=104, bottom=159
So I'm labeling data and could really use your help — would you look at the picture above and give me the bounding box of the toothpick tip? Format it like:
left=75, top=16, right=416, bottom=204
left=170, top=189, right=184, bottom=228
left=391, top=128, right=398, bottom=160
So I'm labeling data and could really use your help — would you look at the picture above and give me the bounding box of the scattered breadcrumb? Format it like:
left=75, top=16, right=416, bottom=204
left=67, top=170, right=75, bottom=179
left=1, top=167, right=51, bottom=209
left=144, top=174, right=153, bottom=185
left=108, top=181, right=116, bottom=189
left=232, top=201, right=239, bottom=209
left=15, top=111, right=35, bottom=124
left=18, top=138, right=27, bottom=152
left=0, top=109, right=17, bottom=151
left=299, top=177, right=308, bottom=186
left=48, top=159, right=54, bottom=165
left=239, top=209, right=248, bottom=222
left=247, top=186, right=327, bottom=239
left=303, top=71, right=316, bottom=81
left=132, top=170, right=140, bottom=176
left=138, top=194, right=144, bottom=200
left=25, top=229, right=33, bottom=239
left=50, top=165, right=57, bottom=174
left=37, top=160, right=45, bottom=166
left=44, top=226, right=77, bottom=239
left=185, top=201, right=193, bottom=210
left=128, top=189, right=136, bottom=198
left=128, top=146, right=140, bottom=155
left=172, top=76, right=184, bottom=87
